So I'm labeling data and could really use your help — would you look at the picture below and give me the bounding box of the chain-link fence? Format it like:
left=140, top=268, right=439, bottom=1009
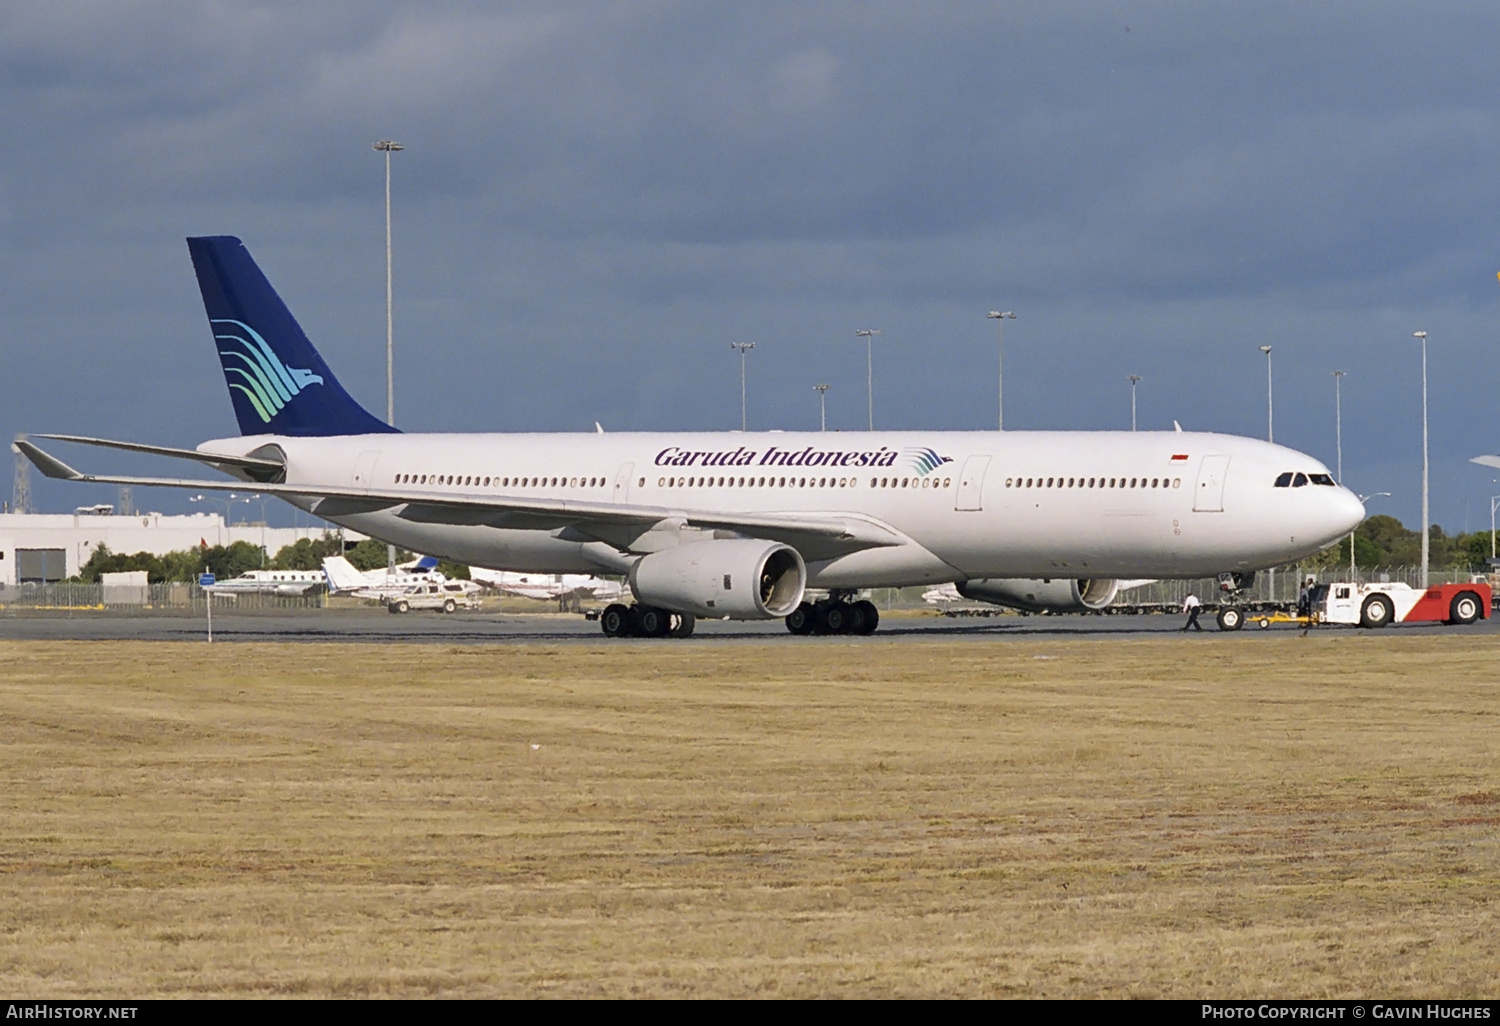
left=0, top=582, right=325, bottom=613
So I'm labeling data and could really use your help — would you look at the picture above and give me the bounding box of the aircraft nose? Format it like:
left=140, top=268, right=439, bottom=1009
left=1328, top=487, right=1365, bottom=536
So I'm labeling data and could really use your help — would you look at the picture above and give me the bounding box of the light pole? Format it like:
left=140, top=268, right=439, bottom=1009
left=191, top=493, right=248, bottom=528
left=1127, top=375, right=1142, bottom=431
left=1414, top=330, right=1429, bottom=589
left=374, top=140, right=403, bottom=576
left=248, top=494, right=273, bottom=566
left=814, top=383, right=829, bottom=432
left=1490, top=493, right=1500, bottom=562
left=988, top=311, right=1014, bottom=430
left=1333, top=370, right=1345, bottom=482
left=855, top=329, right=881, bottom=430
left=373, top=140, right=403, bottom=426
left=730, top=342, right=755, bottom=430
left=1260, top=345, right=1274, bottom=443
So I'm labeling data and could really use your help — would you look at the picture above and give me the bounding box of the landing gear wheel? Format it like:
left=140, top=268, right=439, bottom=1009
left=443, top=598, right=457, bottom=614
left=852, top=599, right=879, bottom=635
left=1448, top=591, right=1481, bottom=626
left=670, top=612, right=696, bottom=638
left=785, top=603, right=815, bottom=635
left=822, top=603, right=848, bottom=634
left=637, top=606, right=671, bottom=638
left=1360, top=594, right=1394, bottom=629
left=1215, top=606, right=1243, bottom=632
left=601, top=603, right=633, bottom=638
left=842, top=602, right=866, bottom=635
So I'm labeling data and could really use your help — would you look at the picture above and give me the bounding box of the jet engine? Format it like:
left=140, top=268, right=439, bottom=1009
left=629, top=539, right=806, bottom=619
left=955, top=577, right=1119, bottom=614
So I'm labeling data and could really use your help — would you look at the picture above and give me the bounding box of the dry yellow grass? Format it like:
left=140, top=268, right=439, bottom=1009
left=0, top=634, right=1497, bottom=997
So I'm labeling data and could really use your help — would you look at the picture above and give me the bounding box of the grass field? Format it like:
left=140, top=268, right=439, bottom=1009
left=1, top=635, right=1497, bottom=998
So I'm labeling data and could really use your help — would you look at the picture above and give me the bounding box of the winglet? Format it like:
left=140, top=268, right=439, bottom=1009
left=14, top=439, right=85, bottom=480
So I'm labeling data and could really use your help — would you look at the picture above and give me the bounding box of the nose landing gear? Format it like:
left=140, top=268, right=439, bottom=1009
left=1213, top=571, right=1255, bottom=631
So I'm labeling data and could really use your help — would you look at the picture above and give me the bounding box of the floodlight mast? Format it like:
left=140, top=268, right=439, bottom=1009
left=730, top=342, right=755, bottom=431
left=1259, top=345, right=1273, bottom=443
left=374, top=139, right=404, bottom=574
left=854, top=329, right=881, bottom=430
left=814, top=383, right=830, bottom=432
left=1413, top=330, right=1429, bottom=589
left=988, top=311, right=1014, bottom=430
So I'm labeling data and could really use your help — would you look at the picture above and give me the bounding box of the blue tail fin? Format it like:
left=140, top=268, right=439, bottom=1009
left=187, top=236, right=398, bottom=436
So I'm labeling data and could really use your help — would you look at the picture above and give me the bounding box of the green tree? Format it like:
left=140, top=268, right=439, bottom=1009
left=271, top=533, right=345, bottom=570
left=346, top=538, right=413, bottom=571
left=435, top=561, right=471, bottom=580
left=74, top=545, right=168, bottom=582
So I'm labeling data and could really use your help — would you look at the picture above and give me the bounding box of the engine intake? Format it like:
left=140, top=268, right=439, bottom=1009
left=629, top=539, right=806, bottom=619
left=955, top=577, right=1119, bottom=613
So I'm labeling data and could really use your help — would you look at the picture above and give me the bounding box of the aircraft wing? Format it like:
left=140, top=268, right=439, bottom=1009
left=17, top=438, right=902, bottom=559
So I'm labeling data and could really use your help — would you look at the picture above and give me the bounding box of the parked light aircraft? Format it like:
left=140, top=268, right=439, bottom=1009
left=468, top=568, right=625, bottom=603
left=204, top=568, right=326, bottom=596
left=18, top=236, right=1366, bottom=638
left=322, top=554, right=481, bottom=604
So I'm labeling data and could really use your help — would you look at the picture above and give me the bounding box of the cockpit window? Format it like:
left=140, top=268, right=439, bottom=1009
left=1274, top=472, right=1293, bottom=488
left=1309, top=473, right=1335, bottom=486
left=1292, top=472, right=1308, bottom=487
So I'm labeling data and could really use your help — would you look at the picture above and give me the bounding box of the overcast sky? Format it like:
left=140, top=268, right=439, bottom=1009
left=4, top=1, right=1500, bottom=534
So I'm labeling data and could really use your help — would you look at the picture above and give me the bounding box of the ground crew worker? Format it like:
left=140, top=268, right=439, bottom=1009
left=1182, top=592, right=1203, bottom=632
left=1297, top=576, right=1315, bottom=617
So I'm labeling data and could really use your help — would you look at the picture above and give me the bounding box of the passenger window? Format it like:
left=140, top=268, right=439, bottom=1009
left=1292, top=473, right=1308, bottom=487
left=1152, top=478, right=1159, bottom=487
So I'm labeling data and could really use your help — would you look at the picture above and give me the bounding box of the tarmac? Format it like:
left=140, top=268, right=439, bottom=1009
left=2, top=607, right=1497, bottom=643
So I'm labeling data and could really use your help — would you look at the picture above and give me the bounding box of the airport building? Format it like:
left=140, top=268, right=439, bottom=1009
left=0, top=510, right=358, bottom=588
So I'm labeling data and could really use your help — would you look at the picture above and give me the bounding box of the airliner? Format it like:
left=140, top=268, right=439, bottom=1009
left=18, top=236, right=1365, bottom=638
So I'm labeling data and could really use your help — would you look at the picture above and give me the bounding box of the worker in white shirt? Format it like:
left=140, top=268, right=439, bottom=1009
left=1182, top=592, right=1204, bottom=632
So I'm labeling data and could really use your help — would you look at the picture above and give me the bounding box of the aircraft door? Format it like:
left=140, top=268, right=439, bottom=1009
left=352, top=450, right=382, bottom=493
left=955, top=455, right=991, bottom=511
left=613, top=462, right=635, bottom=504
left=1193, top=455, right=1230, bottom=512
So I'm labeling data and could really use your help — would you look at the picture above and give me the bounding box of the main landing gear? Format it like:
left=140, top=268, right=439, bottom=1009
left=600, top=603, right=696, bottom=639
left=785, top=594, right=880, bottom=636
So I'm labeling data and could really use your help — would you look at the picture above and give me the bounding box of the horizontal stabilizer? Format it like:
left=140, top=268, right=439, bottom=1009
left=1471, top=455, right=1500, bottom=470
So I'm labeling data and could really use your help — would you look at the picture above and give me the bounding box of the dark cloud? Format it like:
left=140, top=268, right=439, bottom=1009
left=2, top=1, right=1499, bottom=531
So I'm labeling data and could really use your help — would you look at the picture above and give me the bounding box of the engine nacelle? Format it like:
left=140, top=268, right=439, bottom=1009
left=629, top=539, right=806, bottom=619
left=955, top=577, right=1119, bottom=613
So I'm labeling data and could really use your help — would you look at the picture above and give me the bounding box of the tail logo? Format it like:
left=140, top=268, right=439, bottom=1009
left=902, top=447, right=954, bottom=477
left=213, top=319, right=324, bottom=423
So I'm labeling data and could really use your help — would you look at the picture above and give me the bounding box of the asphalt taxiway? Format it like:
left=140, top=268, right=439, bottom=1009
left=2, top=608, right=1497, bottom=643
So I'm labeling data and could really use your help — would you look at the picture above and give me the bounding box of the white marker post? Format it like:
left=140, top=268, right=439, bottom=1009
left=200, top=573, right=215, bottom=643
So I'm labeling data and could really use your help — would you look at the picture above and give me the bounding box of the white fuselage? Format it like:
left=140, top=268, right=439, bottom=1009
left=204, top=429, right=1365, bottom=588
left=205, top=569, right=326, bottom=596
